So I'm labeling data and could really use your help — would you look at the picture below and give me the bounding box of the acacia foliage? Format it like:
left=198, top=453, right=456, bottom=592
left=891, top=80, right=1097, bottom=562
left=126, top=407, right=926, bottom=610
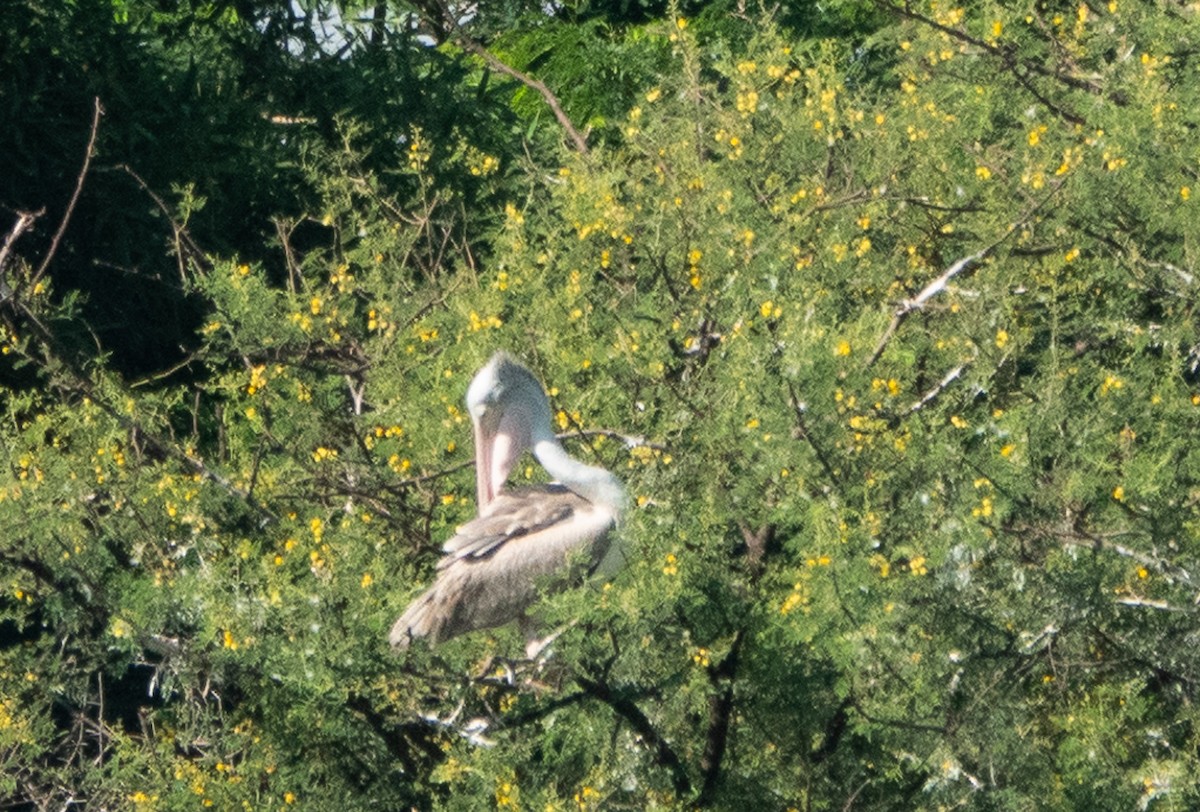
left=2, top=1, right=1200, bottom=810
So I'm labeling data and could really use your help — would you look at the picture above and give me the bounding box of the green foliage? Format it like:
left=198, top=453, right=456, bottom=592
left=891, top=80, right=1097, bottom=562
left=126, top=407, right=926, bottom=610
left=3, top=1, right=1200, bottom=810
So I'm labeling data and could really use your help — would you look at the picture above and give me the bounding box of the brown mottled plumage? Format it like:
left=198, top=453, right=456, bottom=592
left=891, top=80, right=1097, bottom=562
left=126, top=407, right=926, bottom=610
left=390, top=353, right=625, bottom=650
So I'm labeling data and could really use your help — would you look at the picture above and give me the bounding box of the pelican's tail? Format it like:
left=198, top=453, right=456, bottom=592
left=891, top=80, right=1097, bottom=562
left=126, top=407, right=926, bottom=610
left=389, top=587, right=440, bottom=649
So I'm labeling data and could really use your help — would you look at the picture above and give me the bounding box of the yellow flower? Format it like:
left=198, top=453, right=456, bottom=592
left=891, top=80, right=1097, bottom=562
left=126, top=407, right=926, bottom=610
left=835, top=340, right=852, bottom=357
left=759, top=300, right=781, bottom=319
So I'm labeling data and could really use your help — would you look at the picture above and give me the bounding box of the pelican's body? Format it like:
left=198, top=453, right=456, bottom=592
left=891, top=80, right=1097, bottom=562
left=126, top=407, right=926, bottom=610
left=390, top=352, right=625, bottom=649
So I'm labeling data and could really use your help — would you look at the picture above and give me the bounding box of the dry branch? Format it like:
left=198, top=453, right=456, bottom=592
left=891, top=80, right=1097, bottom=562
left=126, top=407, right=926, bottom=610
left=0, top=210, right=43, bottom=279
left=33, top=97, right=103, bottom=286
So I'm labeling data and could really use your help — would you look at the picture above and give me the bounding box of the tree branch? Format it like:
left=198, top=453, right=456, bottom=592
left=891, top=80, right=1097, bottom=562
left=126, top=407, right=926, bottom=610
left=33, top=97, right=103, bottom=286
left=872, top=0, right=1103, bottom=116
left=415, top=0, right=589, bottom=153
left=0, top=210, right=43, bottom=280
left=867, top=182, right=1064, bottom=367
left=577, top=675, right=692, bottom=797
left=697, top=631, right=742, bottom=807
left=867, top=247, right=989, bottom=368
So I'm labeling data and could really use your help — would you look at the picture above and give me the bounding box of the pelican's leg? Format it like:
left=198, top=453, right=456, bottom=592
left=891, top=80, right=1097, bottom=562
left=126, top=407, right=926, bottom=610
left=519, top=614, right=574, bottom=661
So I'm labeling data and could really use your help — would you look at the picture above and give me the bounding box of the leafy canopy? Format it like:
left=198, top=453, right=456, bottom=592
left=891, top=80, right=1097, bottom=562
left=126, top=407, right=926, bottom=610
left=2, top=1, right=1200, bottom=810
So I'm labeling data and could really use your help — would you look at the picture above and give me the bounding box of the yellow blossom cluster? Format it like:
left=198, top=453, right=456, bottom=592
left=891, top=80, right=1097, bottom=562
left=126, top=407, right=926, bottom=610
left=468, top=310, right=503, bottom=332
left=780, top=579, right=811, bottom=615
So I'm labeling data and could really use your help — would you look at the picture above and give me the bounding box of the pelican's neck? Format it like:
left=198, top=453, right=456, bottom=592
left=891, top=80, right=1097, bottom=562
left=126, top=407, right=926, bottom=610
left=531, top=433, right=626, bottom=513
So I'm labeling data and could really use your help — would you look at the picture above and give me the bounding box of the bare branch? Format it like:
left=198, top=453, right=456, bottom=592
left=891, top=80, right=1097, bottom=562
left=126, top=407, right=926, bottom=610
left=908, top=357, right=974, bottom=413
left=868, top=248, right=988, bottom=367
left=867, top=182, right=1064, bottom=368
left=1115, top=597, right=1192, bottom=613
left=33, top=98, right=103, bottom=286
left=118, top=164, right=212, bottom=278
left=0, top=210, right=43, bottom=279
left=414, top=0, right=589, bottom=153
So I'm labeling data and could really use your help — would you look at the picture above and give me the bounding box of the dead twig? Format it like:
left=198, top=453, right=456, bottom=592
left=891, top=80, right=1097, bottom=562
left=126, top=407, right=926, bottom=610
left=867, top=248, right=989, bottom=368
left=32, top=98, right=103, bottom=287
left=907, top=357, right=975, bottom=413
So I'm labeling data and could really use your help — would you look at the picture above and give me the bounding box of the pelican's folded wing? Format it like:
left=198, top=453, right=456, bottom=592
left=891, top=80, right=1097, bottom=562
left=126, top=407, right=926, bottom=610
left=438, top=484, right=581, bottom=566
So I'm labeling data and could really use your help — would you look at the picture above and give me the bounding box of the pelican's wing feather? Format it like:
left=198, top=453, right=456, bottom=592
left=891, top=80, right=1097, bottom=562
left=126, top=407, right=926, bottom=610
left=439, top=484, right=580, bottom=566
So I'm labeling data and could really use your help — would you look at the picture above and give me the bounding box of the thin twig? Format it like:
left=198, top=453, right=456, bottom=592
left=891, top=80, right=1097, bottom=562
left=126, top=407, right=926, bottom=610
left=33, top=98, right=103, bottom=286
left=564, top=428, right=667, bottom=451
left=117, top=164, right=211, bottom=276
left=1115, top=597, right=1190, bottom=613
left=787, top=381, right=841, bottom=486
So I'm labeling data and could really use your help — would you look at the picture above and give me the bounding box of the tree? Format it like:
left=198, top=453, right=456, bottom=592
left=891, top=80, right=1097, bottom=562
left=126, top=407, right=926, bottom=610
left=2, top=1, right=1200, bottom=809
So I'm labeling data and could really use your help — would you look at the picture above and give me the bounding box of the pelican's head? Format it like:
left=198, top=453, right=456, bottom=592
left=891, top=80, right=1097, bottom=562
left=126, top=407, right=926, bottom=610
left=466, top=352, right=552, bottom=508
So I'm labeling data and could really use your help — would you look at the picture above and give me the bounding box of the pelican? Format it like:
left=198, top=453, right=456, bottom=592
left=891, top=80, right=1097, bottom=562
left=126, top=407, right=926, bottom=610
left=389, top=352, right=626, bottom=651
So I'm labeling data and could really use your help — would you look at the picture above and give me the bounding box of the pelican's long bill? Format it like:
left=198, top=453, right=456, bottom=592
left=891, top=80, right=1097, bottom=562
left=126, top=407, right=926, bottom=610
left=473, top=392, right=530, bottom=510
